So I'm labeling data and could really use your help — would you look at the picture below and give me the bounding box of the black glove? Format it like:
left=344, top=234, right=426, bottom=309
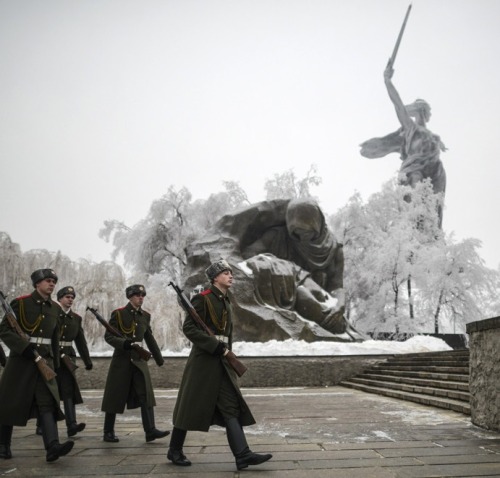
left=123, top=339, right=134, bottom=350
left=156, top=359, right=164, bottom=367
left=213, top=341, right=226, bottom=356
left=22, top=344, right=37, bottom=360
left=85, top=363, right=93, bottom=371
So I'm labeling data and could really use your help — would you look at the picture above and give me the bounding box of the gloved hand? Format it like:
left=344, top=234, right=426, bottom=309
left=85, top=362, right=93, bottom=371
left=22, top=344, right=37, bottom=360
left=156, top=358, right=164, bottom=367
left=213, top=341, right=226, bottom=356
left=123, top=339, right=134, bottom=350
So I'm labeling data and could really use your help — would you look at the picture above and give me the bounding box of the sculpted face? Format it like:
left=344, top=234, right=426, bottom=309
left=286, top=199, right=324, bottom=242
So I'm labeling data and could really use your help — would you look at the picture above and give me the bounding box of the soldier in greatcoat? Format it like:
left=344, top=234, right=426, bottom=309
left=0, top=269, right=74, bottom=462
left=167, top=259, right=272, bottom=471
left=101, top=284, right=169, bottom=443
left=56, top=286, right=93, bottom=437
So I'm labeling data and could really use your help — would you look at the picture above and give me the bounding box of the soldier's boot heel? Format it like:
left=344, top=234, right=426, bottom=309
left=167, top=428, right=191, bottom=466
left=103, top=412, right=119, bottom=442
left=64, top=399, right=85, bottom=437
left=39, top=412, right=74, bottom=462
left=225, top=417, right=272, bottom=471
left=141, top=406, right=170, bottom=442
left=0, top=425, right=13, bottom=459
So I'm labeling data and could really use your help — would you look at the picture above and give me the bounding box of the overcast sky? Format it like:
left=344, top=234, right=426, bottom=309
left=1, top=0, right=499, bottom=270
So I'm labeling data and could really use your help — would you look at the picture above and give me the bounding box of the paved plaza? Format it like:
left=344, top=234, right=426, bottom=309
left=1, top=386, right=499, bottom=477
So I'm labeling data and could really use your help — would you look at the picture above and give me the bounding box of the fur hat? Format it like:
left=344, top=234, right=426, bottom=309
left=31, top=269, right=58, bottom=287
left=205, top=259, right=232, bottom=281
left=126, top=284, right=146, bottom=298
left=57, top=286, right=76, bottom=301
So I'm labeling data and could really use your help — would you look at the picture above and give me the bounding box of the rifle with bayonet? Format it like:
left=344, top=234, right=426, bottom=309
left=169, top=281, right=247, bottom=377
left=387, top=4, right=412, bottom=69
left=86, top=306, right=152, bottom=361
left=0, top=290, right=57, bottom=381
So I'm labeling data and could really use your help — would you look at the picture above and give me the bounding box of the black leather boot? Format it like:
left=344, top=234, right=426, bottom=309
left=103, top=412, right=119, bottom=442
left=39, top=412, right=74, bottom=462
left=167, top=427, right=191, bottom=466
left=64, top=398, right=86, bottom=437
left=225, top=417, right=272, bottom=471
left=0, top=425, right=13, bottom=459
left=141, top=405, right=170, bottom=442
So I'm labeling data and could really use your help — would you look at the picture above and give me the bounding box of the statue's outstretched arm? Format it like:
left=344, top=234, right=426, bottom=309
left=384, top=64, right=412, bottom=131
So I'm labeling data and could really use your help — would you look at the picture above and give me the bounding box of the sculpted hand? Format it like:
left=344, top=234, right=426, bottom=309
left=384, top=63, right=394, bottom=82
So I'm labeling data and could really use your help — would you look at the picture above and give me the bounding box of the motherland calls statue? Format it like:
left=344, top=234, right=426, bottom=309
left=183, top=198, right=356, bottom=342
left=360, top=5, right=447, bottom=228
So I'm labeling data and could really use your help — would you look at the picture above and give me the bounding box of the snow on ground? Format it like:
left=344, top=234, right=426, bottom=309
left=90, top=335, right=454, bottom=357
left=162, top=335, right=453, bottom=357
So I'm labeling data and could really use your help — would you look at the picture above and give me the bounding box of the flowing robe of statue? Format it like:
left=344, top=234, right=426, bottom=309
left=183, top=198, right=354, bottom=343
left=360, top=65, right=447, bottom=228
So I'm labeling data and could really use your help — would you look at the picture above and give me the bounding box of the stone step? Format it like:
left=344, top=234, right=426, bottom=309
left=384, top=359, right=469, bottom=367
left=340, top=381, right=471, bottom=415
left=361, top=372, right=470, bottom=392
left=347, top=376, right=470, bottom=402
left=372, top=364, right=469, bottom=374
left=401, top=349, right=469, bottom=358
left=367, top=368, right=469, bottom=382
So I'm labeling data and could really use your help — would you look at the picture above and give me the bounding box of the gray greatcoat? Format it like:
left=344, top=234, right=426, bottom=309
left=0, top=291, right=64, bottom=426
left=172, top=285, right=255, bottom=431
left=101, top=302, right=164, bottom=414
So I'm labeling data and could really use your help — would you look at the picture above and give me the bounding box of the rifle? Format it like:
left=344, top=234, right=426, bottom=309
left=0, top=341, right=6, bottom=367
left=169, top=282, right=247, bottom=377
left=86, top=306, right=152, bottom=361
left=387, top=4, right=412, bottom=69
left=61, top=353, right=78, bottom=373
left=0, top=291, right=57, bottom=382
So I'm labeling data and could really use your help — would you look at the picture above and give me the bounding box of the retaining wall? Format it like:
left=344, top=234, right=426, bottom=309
left=467, top=316, right=500, bottom=432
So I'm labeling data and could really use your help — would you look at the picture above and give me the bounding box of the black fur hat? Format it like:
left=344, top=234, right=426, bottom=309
left=126, top=284, right=146, bottom=298
left=31, top=269, right=58, bottom=287
left=57, top=286, right=76, bottom=301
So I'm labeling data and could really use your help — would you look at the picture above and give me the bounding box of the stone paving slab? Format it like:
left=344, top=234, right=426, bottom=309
left=0, top=386, right=499, bottom=477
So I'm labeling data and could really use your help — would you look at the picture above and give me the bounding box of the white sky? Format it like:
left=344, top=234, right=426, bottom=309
left=1, top=0, right=499, bottom=269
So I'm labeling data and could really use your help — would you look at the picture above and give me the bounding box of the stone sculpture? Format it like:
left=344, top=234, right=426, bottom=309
left=183, top=198, right=355, bottom=342
left=360, top=63, right=447, bottom=228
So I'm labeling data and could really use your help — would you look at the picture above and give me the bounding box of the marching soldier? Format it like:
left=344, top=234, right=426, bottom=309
left=167, top=259, right=272, bottom=470
left=0, top=269, right=74, bottom=462
left=101, top=284, right=169, bottom=443
left=56, top=286, right=93, bottom=437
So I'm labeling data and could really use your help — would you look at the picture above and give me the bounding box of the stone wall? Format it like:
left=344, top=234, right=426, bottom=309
left=466, top=316, right=500, bottom=432
left=0, top=355, right=390, bottom=389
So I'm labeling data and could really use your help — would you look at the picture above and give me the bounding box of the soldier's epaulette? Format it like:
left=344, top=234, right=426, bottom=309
left=142, top=308, right=151, bottom=315
left=117, top=306, right=126, bottom=311
left=200, top=289, right=212, bottom=296
left=16, top=294, right=31, bottom=301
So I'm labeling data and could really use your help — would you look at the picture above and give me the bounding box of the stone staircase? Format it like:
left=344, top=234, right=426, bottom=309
left=340, top=349, right=470, bottom=415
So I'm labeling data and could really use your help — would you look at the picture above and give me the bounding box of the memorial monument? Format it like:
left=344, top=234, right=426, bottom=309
left=183, top=199, right=360, bottom=342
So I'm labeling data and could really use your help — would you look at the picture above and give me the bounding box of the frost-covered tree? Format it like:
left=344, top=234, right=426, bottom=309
left=331, top=180, right=500, bottom=335
left=264, top=164, right=321, bottom=200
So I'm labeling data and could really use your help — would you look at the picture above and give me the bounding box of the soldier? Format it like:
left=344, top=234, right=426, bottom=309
left=101, top=284, right=169, bottom=443
left=56, top=286, right=93, bottom=437
left=0, top=269, right=74, bottom=462
left=167, top=259, right=272, bottom=471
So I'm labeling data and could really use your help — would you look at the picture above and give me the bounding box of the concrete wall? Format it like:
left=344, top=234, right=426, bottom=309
left=466, top=316, right=500, bottom=432
left=62, top=355, right=390, bottom=389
